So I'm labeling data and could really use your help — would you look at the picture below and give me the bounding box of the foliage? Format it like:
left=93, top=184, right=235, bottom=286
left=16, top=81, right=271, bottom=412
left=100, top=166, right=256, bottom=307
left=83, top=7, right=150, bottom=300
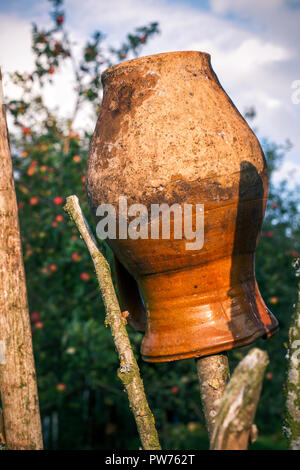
left=254, top=139, right=300, bottom=435
left=3, top=0, right=299, bottom=449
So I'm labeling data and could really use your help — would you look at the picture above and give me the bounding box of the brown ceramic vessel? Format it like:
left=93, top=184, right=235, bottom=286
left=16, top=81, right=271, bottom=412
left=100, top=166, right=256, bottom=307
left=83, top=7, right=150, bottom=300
left=86, top=51, right=279, bottom=362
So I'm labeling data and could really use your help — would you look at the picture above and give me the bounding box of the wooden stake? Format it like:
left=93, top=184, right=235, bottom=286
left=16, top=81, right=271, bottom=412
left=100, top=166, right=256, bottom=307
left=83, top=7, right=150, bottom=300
left=285, top=257, right=300, bottom=450
left=0, top=69, right=43, bottom=449
left=195, top=353, right=230, bottom=440
left=210, top=348, right=269, bottom=450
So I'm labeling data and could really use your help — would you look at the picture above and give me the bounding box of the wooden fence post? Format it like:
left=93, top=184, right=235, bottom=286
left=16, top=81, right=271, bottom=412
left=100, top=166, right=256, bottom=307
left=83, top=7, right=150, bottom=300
left=0, top=69, right=43, bottom=450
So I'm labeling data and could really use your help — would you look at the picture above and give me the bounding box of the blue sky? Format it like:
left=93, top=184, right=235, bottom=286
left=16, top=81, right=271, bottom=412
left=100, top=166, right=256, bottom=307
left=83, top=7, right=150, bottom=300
left=0, top=0, right=299, bottom=185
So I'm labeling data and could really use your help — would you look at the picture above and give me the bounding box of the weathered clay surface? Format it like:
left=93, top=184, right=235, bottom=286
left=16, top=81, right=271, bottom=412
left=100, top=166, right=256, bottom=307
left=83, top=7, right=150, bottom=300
left=88, top=52, right=266, bottom=209
left=86, top=51, right=278, bottom=362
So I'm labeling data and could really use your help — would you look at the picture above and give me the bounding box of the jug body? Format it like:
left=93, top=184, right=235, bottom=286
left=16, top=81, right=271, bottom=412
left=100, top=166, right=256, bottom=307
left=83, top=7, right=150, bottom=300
left=86, top=51, right=278, bottom=362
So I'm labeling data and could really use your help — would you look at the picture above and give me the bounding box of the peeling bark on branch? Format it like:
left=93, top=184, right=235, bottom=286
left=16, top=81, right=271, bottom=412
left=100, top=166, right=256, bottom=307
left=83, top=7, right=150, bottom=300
left=195, top=353, right=230, bottom=440
left=64, top=195, right=161, bottom=450
left=285, top=257, right=300, bottom=450
left=211, top=348, right=269, bottom=450
left=0, top=70, right=43, bottom=450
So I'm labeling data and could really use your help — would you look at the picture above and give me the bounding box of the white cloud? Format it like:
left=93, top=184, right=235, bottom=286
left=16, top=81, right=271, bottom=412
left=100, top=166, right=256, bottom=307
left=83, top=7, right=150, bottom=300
left=273, top=160, right=300, bottom=187
left=210, top=0, right=285, bottom=16
left=0, top=14, right=33, bottom=73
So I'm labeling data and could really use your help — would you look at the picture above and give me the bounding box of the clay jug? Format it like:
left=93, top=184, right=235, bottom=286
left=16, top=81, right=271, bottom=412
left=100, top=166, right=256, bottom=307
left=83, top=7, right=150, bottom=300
left=86, top=51, right=278, bottom=362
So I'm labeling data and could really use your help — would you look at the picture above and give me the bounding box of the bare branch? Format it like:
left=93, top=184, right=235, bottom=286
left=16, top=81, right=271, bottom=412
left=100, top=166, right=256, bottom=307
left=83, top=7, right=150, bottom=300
left=63, top=195, right=161, bottom=450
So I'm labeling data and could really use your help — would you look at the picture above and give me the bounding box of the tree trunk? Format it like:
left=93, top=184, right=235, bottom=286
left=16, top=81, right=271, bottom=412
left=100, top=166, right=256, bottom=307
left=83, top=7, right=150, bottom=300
left=0, top=70, right=43, bottom=449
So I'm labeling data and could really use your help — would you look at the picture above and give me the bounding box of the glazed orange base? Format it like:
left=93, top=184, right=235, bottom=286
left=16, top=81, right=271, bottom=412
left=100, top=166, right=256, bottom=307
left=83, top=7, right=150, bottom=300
left=139, top=255, right=279, bottom=362
left=142, top=324, right=278, bottom=362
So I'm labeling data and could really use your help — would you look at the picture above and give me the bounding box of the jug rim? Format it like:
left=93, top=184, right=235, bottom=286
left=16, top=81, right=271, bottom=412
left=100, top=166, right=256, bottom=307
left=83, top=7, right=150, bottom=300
left=102, top=50, right=211, bottom=82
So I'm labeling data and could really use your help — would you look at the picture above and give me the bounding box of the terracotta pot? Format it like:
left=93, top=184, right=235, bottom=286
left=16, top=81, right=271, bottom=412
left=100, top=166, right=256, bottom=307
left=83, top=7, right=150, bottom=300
left=86, top=51, right=278, bottom=362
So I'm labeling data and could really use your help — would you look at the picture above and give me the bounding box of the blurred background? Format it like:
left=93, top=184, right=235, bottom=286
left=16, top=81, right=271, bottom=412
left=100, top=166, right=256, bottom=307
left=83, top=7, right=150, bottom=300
left=0, top=0, right=299, bottom=449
